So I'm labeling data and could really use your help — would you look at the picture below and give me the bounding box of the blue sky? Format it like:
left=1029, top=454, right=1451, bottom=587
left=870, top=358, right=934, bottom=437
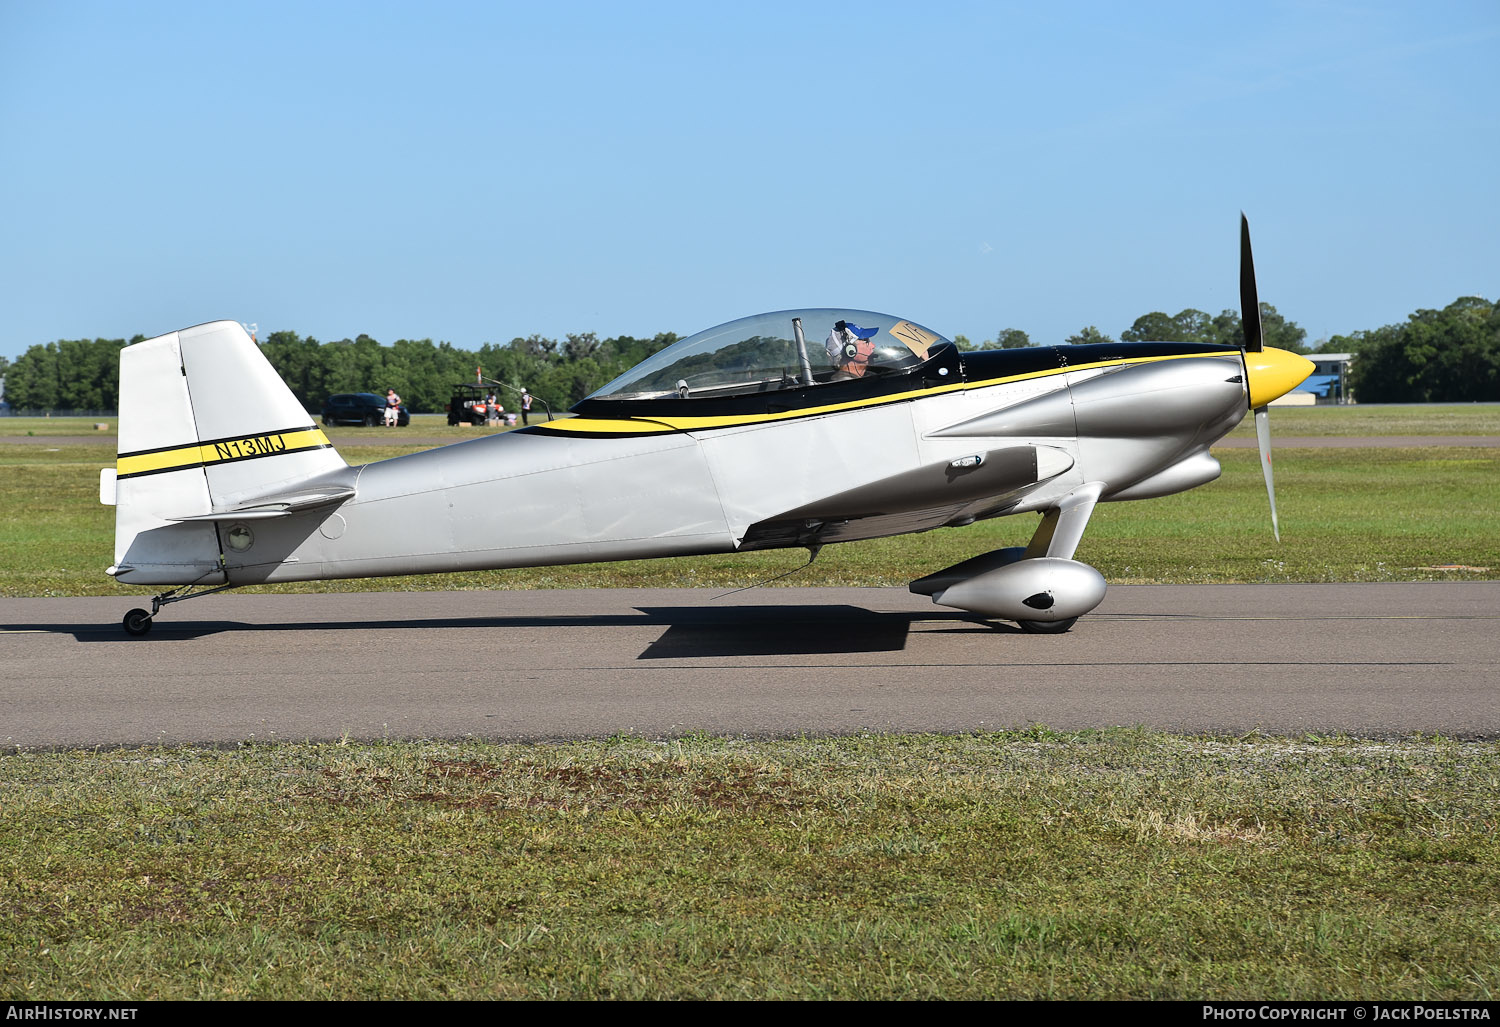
left=2, top=0, right=1496, bottom=362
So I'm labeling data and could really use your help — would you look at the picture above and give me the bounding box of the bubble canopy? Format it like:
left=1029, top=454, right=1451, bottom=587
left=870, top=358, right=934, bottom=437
left=584, top=308, right=955, bottom=403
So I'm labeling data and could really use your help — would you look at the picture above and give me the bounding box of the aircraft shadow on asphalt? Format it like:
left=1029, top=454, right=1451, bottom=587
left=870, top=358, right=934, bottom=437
left=633, top=606, right=1008, bottom=657
left=17, top=604, right=1012, bottom=654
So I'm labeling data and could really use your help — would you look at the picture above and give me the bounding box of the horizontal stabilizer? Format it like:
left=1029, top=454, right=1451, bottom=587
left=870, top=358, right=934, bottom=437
left=166, top=485, right=357, bottom=522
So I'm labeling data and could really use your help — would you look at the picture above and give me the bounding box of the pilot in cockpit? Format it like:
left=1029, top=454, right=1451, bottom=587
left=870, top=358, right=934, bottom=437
left=825, top=320, right=879, bottom=380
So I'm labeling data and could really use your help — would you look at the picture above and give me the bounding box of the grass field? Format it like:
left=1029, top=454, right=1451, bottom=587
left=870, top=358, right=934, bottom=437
left=1221, top=403, right=1500, bottom=437
left=4, top=730, right=1498, bottom=1000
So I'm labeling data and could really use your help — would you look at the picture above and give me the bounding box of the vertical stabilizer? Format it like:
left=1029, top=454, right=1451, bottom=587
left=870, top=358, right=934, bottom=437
left=108, top=321, right=347, bottom=585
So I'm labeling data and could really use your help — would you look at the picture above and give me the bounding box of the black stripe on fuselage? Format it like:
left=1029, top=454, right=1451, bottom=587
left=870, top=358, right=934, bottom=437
left=568, top=341, right=1237, bottom=423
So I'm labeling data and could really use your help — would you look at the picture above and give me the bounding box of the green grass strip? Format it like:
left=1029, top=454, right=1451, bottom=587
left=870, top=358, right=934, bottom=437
left=2, top=731, right=1496, bottom=999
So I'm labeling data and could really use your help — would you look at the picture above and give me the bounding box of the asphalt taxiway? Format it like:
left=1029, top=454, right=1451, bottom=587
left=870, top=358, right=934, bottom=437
left=3, top=584, right=1496, bottom=747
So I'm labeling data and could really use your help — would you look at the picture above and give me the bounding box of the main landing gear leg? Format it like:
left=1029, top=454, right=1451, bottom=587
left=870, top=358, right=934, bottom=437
left=1007, top=482, right=1104, bottom=634
left=122, top=583, right=238, bottom=636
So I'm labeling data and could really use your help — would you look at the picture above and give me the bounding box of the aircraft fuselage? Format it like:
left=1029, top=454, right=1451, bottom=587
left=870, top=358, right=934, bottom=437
left=177, top=343, right=1255, bottom=586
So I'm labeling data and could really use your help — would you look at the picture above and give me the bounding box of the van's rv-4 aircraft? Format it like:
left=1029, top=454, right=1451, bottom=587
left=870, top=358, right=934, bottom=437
left=101, top=216, right=1313, bottom=635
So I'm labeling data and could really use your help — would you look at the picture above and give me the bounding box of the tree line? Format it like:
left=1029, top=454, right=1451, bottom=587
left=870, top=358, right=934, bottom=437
left=968, top=296, right=1499, bottom=402
left=963, top=302, right=1309, bottom=352
left=1321, top=296, right=1500, bottom=403
left=0, top=329, right=681, bottom=416
left=3, top=295, right=1496, bottom=411
left=252, top=329, right=680, bottom=415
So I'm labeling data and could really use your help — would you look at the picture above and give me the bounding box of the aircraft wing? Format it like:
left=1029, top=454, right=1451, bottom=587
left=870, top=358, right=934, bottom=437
left=738, top=444, right=1072, bottom=550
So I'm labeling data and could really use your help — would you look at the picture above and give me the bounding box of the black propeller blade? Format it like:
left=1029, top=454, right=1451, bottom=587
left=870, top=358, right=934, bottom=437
left=1241, top=213, right=1279, bottom=540
left=1240, top=212, right=1263, bottom=354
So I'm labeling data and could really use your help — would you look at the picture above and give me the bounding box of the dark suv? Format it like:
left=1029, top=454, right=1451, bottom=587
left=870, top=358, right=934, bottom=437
left=321, top=393, right=409, bottom=427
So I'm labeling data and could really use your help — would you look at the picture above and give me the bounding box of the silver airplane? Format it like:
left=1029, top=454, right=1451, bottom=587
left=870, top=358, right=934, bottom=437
left=101, top=216, right=1313, bottom=635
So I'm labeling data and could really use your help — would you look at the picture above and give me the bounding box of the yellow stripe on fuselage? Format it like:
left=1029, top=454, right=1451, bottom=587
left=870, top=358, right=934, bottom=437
left=538, top=351, right=1240, bottom=436
left=116, top=427, right=332, bottom=479
left=544, top=418, right=680, bottom=435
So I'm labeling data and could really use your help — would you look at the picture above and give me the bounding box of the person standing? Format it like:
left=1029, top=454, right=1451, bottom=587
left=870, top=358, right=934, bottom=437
left=520, top=388, right=533, bottom=425
left=383, top=388, right=402, bottom=427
